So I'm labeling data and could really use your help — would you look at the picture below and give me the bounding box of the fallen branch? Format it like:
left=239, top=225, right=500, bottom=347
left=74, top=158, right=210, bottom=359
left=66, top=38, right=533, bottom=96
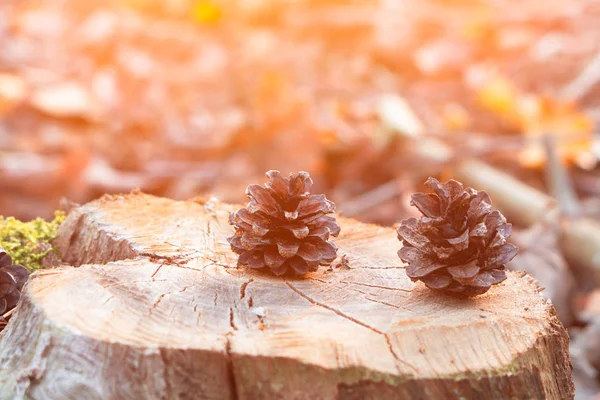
left=454, top=159, right=556, bottom=226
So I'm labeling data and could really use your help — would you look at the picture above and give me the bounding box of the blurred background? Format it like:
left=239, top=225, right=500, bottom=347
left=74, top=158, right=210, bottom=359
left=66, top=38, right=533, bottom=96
left=1, top=0, right=600, bottom=397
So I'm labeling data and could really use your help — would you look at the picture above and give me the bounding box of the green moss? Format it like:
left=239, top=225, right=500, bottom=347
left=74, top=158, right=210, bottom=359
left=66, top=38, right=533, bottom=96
left=0, top=211, right=66, bottom=271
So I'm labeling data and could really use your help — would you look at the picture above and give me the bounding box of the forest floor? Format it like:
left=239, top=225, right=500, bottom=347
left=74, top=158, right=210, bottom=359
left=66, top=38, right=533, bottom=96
left=1, top=0, right=600, bottom=397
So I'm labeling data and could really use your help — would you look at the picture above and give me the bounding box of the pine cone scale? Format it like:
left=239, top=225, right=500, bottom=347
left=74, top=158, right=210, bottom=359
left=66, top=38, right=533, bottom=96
left=287, top=256, right=308, bottom=275
left=446, top=229, right=469, bottom=249
left=410, top=193, right=441, bottom=217
left=316, top=241, right=337, bottom=263
left=247, top=252, right=266, bottom=269
left=0, top=272, right=17, bottom=298
left=307, top=226, right=330, bottom=241
left=397, top=218, right=432, bottom=250
left=467, top=192, right=492, bottom=222
left=289, top=226, right=308, bottom=239
left=297, top=243, right=321, bottom=264
left=397, top=246, right=420, bottom=263
left=471, top=270, right=506, bottom=287
left=319, top=216, right=341, bottom=236
left=276, top=240, right=300, bottom=258
left=421, top=272, right=453, bottom=289
left=406, top=258, right=446, bottom=279
left=288, top=172, right=312, bottom=197
left=0, top=247, right=29, bottom=320
left=264, top=248, right=285, bottom=267
left=483, top=243, right=518, bottom=268
left=265, top=171, right=289, bottom=198
left=447, top=261, right=479, bottom=280
left=241, top=233, right=270, bottom=249
left=297, top=195, right=330, bottom=216
left=0, top=253, right=11, bottom=266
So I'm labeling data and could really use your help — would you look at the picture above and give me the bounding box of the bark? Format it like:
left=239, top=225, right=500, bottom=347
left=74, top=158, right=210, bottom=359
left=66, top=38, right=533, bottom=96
left=0, top=193, right=574, bottom=399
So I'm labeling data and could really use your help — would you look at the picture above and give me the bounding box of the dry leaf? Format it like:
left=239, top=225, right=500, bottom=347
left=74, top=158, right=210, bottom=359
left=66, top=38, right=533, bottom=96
left=470, top=68, right=594, bottom=167
left=471, top=71, right=521, bottom=126
left=378, top=93, right=424, bottom=139
left=519, top=97, right=594, bottom=167
left=441, top=102, right=471, bottom=131
left=190, top=0, right=222, bottom=24
left=508, top=220, right=576, bottom=326
left=571, top=325, right=600, bottom=400
left=30, top=82, right=99, bottom=120
left=0, top=74, right=27, bottom=115
left=571, top=291, right=600, bottom=399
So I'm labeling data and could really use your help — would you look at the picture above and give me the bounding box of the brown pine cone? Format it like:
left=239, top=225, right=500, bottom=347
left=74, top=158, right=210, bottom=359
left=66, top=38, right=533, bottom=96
left=397, top=178, right=518, bottom=298
left=0, top=247, right=29, bottom=316
left=228, top=171, right=340, bottom=276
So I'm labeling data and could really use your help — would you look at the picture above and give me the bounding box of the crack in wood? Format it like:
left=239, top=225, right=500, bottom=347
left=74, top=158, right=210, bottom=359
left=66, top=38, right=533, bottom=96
left=478, top=308, right=542, bottom=323
left=149, top=293, right=168, bottom=316
left=140, top=252, right=191, bottom=265
left=285, top=282, right=381, bottom=333
left=384, top=333, right=418, bottom=373
left=348, top=287, right=371, bottom=296
left=164, top=241, right=204, bottom=256
left=239, top=279, right=254, bottom=300
left=178, top=282, right=196, bottom=293
left=151, top=263, right=165, bottom=278
left=225, top=301, right=240, bottom=399
left=340, top=281, right=412, bottom=293
left=364, top=296, right=415, bottom=313
left=148, top=282, right=197, bottom=316
left=285, top=282, right=417, bottom=374
left=100, top=296, right=115, bottom=307
left=18, top=331, right=53, bottom=397
left=229, top=308, right=238, bottom=331
left=224, top=333, right=239, bottom=400
left=101, top=278, right=169, bottom=289
left=333, top=343, right=342, bottom=367
left=159, top=348, right=173, bottom=399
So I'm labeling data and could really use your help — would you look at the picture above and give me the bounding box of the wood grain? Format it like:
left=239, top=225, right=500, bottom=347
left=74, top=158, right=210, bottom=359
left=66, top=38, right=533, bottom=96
left=0, top=193, right=574, bottom=399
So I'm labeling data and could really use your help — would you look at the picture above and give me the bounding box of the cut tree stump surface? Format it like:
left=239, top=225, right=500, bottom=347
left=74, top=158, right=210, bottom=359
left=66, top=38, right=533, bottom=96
left=0, top=193, right=573, bottom=399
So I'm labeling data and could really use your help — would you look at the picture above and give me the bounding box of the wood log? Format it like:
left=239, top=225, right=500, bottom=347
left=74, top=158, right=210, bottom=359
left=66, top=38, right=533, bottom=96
left=0, top=193, right=574, bottom=399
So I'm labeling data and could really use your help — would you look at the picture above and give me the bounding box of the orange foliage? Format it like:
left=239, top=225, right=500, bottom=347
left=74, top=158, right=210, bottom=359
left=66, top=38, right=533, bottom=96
left=474, top=70, right=594, bottom=167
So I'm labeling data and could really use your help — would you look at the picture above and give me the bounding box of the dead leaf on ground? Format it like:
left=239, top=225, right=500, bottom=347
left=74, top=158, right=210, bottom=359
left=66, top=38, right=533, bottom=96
left=468, top=66, right=594, bottom=167
left=30, top=82, right=100, bottom=120
left=0, top=74, right=27, bottom=115
left=508, top=217, right=576, bottom=326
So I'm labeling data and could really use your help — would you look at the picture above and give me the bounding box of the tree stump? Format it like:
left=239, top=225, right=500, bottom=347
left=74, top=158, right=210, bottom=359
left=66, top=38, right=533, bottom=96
left=0, top=193, right=574, bottom=399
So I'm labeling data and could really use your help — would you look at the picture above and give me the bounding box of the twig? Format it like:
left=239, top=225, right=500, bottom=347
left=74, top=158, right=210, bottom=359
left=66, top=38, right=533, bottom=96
left=1, top=308, right=15, bottom=320
left=340, top=179, right=404, bottom=217
left=455, top=159, right=556, bottom=226
left=543, top=134, right=581, bottom=218
left=560, top=50, right=600, bottom=101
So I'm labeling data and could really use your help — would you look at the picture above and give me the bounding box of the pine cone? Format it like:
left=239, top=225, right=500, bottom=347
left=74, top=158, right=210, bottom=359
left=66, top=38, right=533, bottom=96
left=397, top=178, right=518, bottom=298
left=228, top=171, right=340, bottom=276
left=0, top=246, right=29, bottom=316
